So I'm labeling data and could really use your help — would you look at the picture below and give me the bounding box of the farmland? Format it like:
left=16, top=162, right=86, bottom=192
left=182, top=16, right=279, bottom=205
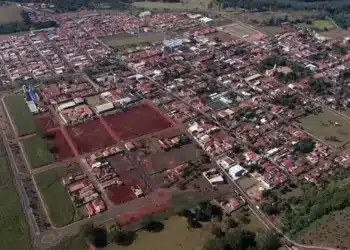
left=0, top=141, right=32, bottom=250
left=21, top=135, right=55, bottom=168
left=4, top=95, right=38, bottom=136
left=298, top=108, right=350, bottom=148
left=103, top=104, right=173, bottom=140
left=45, top=129, right=75, bottom=160
left=296, top=20, right=334, bottom=31
left=0, top=5, right=23, bottom=24
left=101, top=32, right=165, bottom=47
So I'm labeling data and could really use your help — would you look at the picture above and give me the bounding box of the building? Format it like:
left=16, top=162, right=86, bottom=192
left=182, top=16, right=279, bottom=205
left=202, top=168, right=225, bottom=186
left=228, top=164, right=247, bottom=180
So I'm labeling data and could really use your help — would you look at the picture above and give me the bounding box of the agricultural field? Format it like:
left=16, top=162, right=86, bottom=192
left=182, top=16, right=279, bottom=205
left=0, top=5, right=23, bottom=24
left=297, top=207, right=350, bottom=249
left=4, top=95, right=38, bottom=136
left=45, top=129, right=75, bottom=160
left=101, top=32, right=165, bottom=47
left=0, top=142, right=32, bottom=250
left=21, top=135, right=55, bottom=168
left=35, top=112, right=56, bottom=131
left=104, top=104, right=173, bottom=140
left=133, top=0, right=213, bottom=10
left=297, top=108, right=350, bottom=148
left=35, top=167, right=85, bottom=227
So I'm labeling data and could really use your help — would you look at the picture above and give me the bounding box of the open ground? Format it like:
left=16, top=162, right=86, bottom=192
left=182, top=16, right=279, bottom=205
left=4, top=95, right=38, bottom=136
left=296, top=20, right=334, bottom=30
left=35, top=112, right=56, bottom=131
left=297, top=108, right=350, bottom=148
left=133, top=0, right=213, bottom=10
left=0, top=141, right=32, bottom=250
left=66, top=118, right=115, bottom=154
left=297, top=207, right=350, bottom=249
left=46, top=128, right=75, bottom=160
left=101, top=32, right=165, bottom=47
left=34, top=166, right=86, bottom=227
left=103, top=103, right=173, bottom=141
left=21, top=135, right=55, bottom=168
left=0, top=5, right=23, bottom=24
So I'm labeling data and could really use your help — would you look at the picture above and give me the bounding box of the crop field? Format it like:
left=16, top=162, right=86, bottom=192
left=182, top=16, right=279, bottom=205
left=104, top=103, right=173, bottom=140
left=35, top=168, right=82, bottom=227
left=35, top=112, right=56, bottom=131
left=21, top=135, right=55, bottom=168
left=66, top=118, right=115, bottom=154
left=0, top=142, right=32, bottom=250
left=297, top=207, right=350, bottom=249
left=4, top=95, right=38, bottom=136
left=0, top=5, right=23, bottom=24
left=298, top=108, right=350, bottom=148
left=101, top=32, right=165, bottom=47
left=46, top=129, right=75, bottom=160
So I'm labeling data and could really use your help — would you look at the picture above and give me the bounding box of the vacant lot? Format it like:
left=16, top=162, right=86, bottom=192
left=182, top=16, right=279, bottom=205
left=298, top=207, right=350, bottom=249
left=298, top=108, right=350, bottom=148
left=101, top=32, right=165, bottom=47
left=5, top=95, right=38, bottom=136
left=133, top=0, right=212, bottom=10
left=21, top=135, right=55, bottom=168
left=35, top=168, right=84, bottom=227
left=296, top=20, right=334, bottom=30
left=0, top=5, right=23, bottom=24
left=320, top=29, right=350, bottom=39
left=221, top=23, right=258, bottom=38
left=0, top=142, right=32, bottom=250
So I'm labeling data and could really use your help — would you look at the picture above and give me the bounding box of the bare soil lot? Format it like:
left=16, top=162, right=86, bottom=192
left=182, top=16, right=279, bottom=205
left=0, top=5, right=23, bottom=24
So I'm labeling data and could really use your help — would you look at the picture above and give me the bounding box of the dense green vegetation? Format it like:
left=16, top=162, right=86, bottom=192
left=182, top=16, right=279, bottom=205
left=5, top=95, right=38, bottom=136
left=35, top=169, right=77, bottom=227
left=21, top=135, right=55, bottom=168
left=0, top=140, right=32, bottom=250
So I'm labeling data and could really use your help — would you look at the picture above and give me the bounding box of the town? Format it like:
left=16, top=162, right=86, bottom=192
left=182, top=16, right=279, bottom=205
left=0, top=3, right=349, bottom=250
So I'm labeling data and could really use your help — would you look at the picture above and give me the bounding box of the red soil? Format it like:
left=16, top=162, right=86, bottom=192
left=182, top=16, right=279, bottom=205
left=103, top=104, right=173, bottom=140
left=66, top=119, right=115, bottom=154
left=35, top=113, right=56, bottom=131
left=45, top=128, right=75, bottom=160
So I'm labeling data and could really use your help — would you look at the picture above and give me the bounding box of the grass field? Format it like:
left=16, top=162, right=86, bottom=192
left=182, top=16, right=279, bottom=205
left=296, top=20, right=334, bottom=31
left=298, top=108, right=350, bottom=148
left=5, top=95, right=38, bottom=136
left=0, top=141, right=32, bottom=250
left=297, top=207, right=350, bottom=249
left=0, top=5, right=23, bottom=24
left=101, top=32, right=165, bottom=47
left=21, top=135, right=55, bottom=168
left=133, top=0, right=213, bottom=10
left=221, top=23, right=258, bottom=38
left=35, top=168, right=83, bottom=228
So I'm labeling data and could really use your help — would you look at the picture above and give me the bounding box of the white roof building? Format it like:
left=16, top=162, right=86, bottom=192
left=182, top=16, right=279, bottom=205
left=228, top=164, right=248, bottom=180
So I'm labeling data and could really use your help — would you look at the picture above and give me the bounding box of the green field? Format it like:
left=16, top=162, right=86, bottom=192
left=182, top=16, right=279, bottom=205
left=0, top=5, right=23, bottom=24
left=133, top=0, right=213, bottom=10
left=101, top=32, right=165, bottom=47
left=0, top=141, right=32, bottom=250
left=298, top=108, right=350, bottom=148
left=22, top=135, right=55, bottom=168
left=5, top=95, right=38, bottom=136
left=296, top=19, right=334, bottom=31
left=35, top=168, right=83, bottom=227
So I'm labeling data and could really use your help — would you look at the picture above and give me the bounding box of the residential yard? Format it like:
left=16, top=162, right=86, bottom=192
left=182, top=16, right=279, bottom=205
left=21, top=135, right=55, bottom=168
left=101, top=32, right=165, bottom=47
left=297, top=108, right=350, bottom=148
left=35, top=168, right=85, bottom=227
left=4, top=94, right=38, bottom=136
left=0, top=5, right=23, bottom=24
left=297, top=207, right=350, bottom=249
left=133, top=0, right=213, bottom=10
left=0, top=142, right=32, bottom=250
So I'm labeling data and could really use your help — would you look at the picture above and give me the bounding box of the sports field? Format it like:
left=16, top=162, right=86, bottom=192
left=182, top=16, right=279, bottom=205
left=0, top=141, right=32, bottom=250
left=0, top=5, right=23, bottom=24
left=21, top=135, right=55, bottom=168
left=35, top=168, right=84, bottom=227
left=101, top=32, right=165, bottom=47
left=220, top=23, right=261, bottom=40
left=4, top=95, right=38, bottom=136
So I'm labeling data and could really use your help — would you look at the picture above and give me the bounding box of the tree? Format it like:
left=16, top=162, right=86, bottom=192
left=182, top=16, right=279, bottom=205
left=261, top=203, right=279, bottom=215
left=141, top=219, right=164, bottom=232
left=256, top=233, right=281, bottom=250
left=261, top=189, right=272, bottom=198
left=109, top=230, right=136, bottom=246
left=211, top=225, right=224, bottom=238
left=226, top=218, right=239, bottom=229
left=294, top=138, right=315, bottom=153
left=87, top=227, right=108, bottom=248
